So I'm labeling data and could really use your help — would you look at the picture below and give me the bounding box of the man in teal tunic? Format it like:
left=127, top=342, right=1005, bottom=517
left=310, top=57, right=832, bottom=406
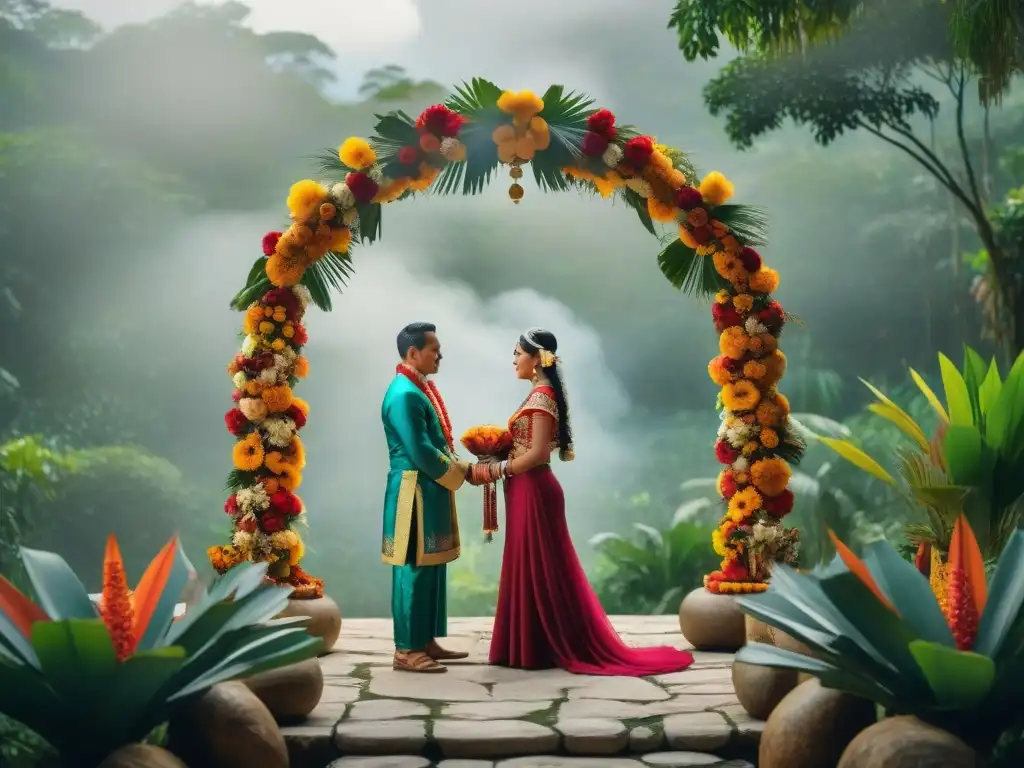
left=381, top=322, right=470, bottom=673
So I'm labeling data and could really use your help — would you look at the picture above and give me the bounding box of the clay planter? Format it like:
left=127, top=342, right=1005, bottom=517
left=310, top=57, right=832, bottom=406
left=678, top=587, right=745, bottom=651
left=838, top=716, right=983, bottom=768
left=275, top=594, right=342, bottom=654
left=733, top=660, right=798, bottom=721
left=244, top=656, right=324, bottom=723
left=760, top=678, right=877, bottom=768
left=169, top=681, right=288, bottom=768
left=98, top=744, right=188, bottom=768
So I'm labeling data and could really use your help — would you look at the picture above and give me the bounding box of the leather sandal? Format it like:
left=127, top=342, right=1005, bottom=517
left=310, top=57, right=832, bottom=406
left=393, top=650, right=447, bottom=673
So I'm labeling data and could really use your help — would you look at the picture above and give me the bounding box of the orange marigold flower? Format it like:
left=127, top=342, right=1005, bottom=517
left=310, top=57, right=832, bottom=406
left=755, top=401, right=781, bottom=426
left=291, top=396, right=310, bottom=419
left=762, top=350, right=787, bottom=384
left=719, top=327, right=748, bottom=360
left=743, top=360, right=767, bottom=380
left=261, top=476, right=281, bottom=494
left=733, top=294, right=754, bottom=313
left=266, top=252, right=306, bottom=287
left=687, top=207, right=709, bottom=228
left=319, top=202, right=337, bottom=220
left=750, top=457, right=791, bottom=497
left=749, top=267, right=780, bottom=294
left=712, top=251, right=747, bottom=284
left=244, top=305, right=265, bottom=335
left=722, top=380, right=762, bottom=412
left=294, top=355, right=309, bottom=378
left=760, top=427, right=780, bottom=448
left=233, top=432, right=265, bottom=471
left=758, top=333, right=779, bottom=356
left=727, top=486, right=763, bottom=522
left=288, top=435, right=307, bottom=469
left=775, top=392, right=791, bottom=415
left=647, top=197, right=677, bottom=223
left=262, top=385, right=293, bottom=413
left=279, top=464, right=303, bottom=491
left=708, top=356, right=734, bottom=386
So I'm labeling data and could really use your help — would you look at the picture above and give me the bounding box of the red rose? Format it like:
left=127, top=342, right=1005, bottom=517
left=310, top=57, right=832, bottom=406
left=232, top=390, right=243, bottom=402
left=758, top=301, right=785, bottom=330
left=721, top=559, right=750, bottom=581
left=270, top=489, right=303, bottom=516
left=580, top=131, right=609, bottom=157
left=712, top=302, right=742, bottom=331
left=715, top=440, right=738, bottom=465
left=675, top=187, right=703, bottom=210
left=286, top=403, right=307, bottom=429
left=260, top=512, right=287, bottom=533
left=292, top=323, right=308, bottom=347
left=224, top=494, right=239, bottom=516
left=623, top=136, right=654, bottom=168
left=398, top=146, right=420, bottom=165
left=416, top=104, right=464, bottom=137
left=763, top=489, right=795, bottom=517
left=720, top=471, right=738, bottom=499
left=739, top=247, right=762, bottom=272
left=224, top=408, right=249, bottom=436
left=722, top=358, right=741, bottom=374
left=586, top=108, right=617, bottom=140
left=262, top=231, right=282, bottom=257
left=346, top=172, right=379, bottom=204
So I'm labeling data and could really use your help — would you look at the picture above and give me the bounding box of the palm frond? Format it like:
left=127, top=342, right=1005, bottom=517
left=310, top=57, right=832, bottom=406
left=438, top=79, right=505, bottom=195
left=355, top=203, right=382, bottom=243
left=657, top=239, right=730, bottom=298
left=659, top=144, right=699, bottom=186
left=530, top=85, right=594, bottom=193
left=714, top=204, right=769, bottom=246
left=229, top=256, right=273, bottom=311
left=619, top=188, right=657, bottom=236
left=313, top=149, right=351, bottom=183
left=371, top=111, right=422, bottom=177
left=226, top=469, right=259, bottom=492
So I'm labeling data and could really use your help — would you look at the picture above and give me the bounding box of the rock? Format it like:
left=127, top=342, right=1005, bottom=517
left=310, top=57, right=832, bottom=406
left=641, top=753, right=740, bottom=766
left=334, top=719, right=427, bottom=754
left=443, top=701, right=552, bottom=719
left=629, top=726, right=663, bottom=752
left=98, top=744, right=188, bottom=768
left=759, top=679, right=876, bottom=768
left=436, top=762, right=496, bottom=768
left=244, top=656, right=324, bottom=722
left=369, top=668, right=490, bottom=701
left=567, top=677, right=669, bottom=702
left=348, top=699, right=430, bottom=720
left=169, top=681, right=288, bottom=768
left=434, top=719, right=559, bottom=758
left=731, top=660, right=797, bottom=720
left=556, top=718, right=629, bottom=755
left=662, top=712, right=733, bottom=752
left=838, top=716, right=982, bottom=768
left=276, top=595, right=342, bottom=654
left=329, top=758, right=431, bottom=767
left=497, top=760, right=643, bottom=767
left=677, top=589, right=745, bottom=652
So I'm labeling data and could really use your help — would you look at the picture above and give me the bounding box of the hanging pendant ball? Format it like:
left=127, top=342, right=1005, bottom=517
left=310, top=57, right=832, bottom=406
left=510, top=165, right=524, bottom=180
left=509, top=183, right=524, bottom=203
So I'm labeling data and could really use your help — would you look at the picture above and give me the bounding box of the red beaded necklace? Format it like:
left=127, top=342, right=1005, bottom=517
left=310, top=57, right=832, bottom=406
left=395, top=364, right=454, bottom=452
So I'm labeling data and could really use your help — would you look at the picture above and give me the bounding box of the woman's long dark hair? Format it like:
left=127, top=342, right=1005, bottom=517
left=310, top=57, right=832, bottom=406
left=519, top=328, right=574, bottom=461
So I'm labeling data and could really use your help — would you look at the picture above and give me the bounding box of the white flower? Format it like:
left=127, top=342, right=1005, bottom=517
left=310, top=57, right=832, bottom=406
left=602, top=144, right=623, bottom=168
left=342, top=208, right=358, bottom=226
left=261, top=416, right=297, bottom=447
left=330, top=183, right=356, bottom=210
left=368, top=164, right=384, bottom=183
left=624, top=177, right=652, bottom=198
left=232, top=371, right=247, bottom=389
left=259, top=366, right=280, bottom=385
left=726, top=423, right=751, bottom=448
left=440, top=137, right=463, bottom=161
left=232, top=530, right=255, bottom=556
left=291, top=285, right=311, bottom=309
left=745, top=317, right=768, bottom=335
left=236, top=484, right=270, bottom=514
left=732, top=456, right=750, bottom=473
left=241, top=334, right=259, bottom=356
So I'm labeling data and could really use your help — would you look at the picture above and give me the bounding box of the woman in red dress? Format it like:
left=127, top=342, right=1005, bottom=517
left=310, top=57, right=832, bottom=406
left=469, top=328, right=694, bottom=676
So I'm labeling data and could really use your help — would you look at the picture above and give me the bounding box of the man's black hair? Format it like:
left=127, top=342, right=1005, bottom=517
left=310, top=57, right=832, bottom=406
left=396, top=322, right=437, bottom=359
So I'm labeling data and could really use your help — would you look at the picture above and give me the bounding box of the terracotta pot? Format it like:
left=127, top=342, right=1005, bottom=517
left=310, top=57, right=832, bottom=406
left=243, top=656, right=324, bottom=723
left=732, top=659, right=798, bottom=721
left=760, top=678, right=877, bottom=768
left=678, top=587, right=745, bottom=651
left=97, top=744, right=187, bottom=768
left=838, top=715, right=983, bottom=768
left=275, top=594, right=342, bottom=654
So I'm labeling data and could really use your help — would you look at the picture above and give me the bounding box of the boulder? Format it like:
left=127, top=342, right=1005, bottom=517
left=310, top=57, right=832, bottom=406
left=277, top=595, right=342, bottom=654
left=732, top=660, right=798, bottom=721
left=759, top=678, right=876, bottom=768
left=678, top=588, right=745, bottom=651
left=98, top=744, right=188, bottom=768
left=244, top=656, right=324, bottom=722
left=838, top=715, right=983, bottom=768
left=169, top=681, right=288, bottom=768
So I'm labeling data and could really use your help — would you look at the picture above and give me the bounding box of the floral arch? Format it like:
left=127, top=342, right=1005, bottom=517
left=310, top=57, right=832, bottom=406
left=209, top=79, right=804, bottom=600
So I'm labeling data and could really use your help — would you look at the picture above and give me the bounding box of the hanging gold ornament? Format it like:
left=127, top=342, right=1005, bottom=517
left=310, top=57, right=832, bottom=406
left=509, top=183, right=524, bottom=203
left=508, top=159, right=525, bottom=203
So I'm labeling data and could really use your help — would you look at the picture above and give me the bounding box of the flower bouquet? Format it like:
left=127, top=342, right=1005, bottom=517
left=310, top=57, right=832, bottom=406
left=460, top=425, right=513, bottom=541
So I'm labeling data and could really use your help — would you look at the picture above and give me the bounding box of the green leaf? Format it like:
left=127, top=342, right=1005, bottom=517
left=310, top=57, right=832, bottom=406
left=860, top=378, right=929, bottom=452
left=861, top=541, right=955, bottom=647
left=0, top=660, right=62, bottom=747
left=975, top=530, right=1024, bottom=660
left=19, top=547, right=97, bottom=620
left=963, top=346, right=988, bottom=427
left=31, top=619, right=117, bottom=699
left=817, top=437, right=896, bottom=484
left=908, top=640, right=994, bottom=708
left=941, top=425, right=991, bottom=488
left=300, top=264, right=333, bottom=312
left=657, top=239, right=729, bottom=298
left=987, top=351, right=1024, bottom=459
left=100, top=646, right=188, bottom=748
left=620, top=188, right=657, bottom=235
left=712, top=204, right=768, bottom=246
left=939, top=353, right=973, bottom=427
left=356, top=203, right=382, bottom=244
left=910, top=368, right=950, bottom=423
left=978, top=358, right=1003, bottom=418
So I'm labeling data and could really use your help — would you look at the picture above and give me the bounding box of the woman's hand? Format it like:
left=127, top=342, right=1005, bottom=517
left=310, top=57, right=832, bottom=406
left=468, top=462, right=501, bottom=486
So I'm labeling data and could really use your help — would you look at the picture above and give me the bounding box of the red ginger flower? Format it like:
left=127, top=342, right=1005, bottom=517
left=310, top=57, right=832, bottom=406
left=581, top=132, right=609, bottom=157
left=675, top=187, right=703, bottom=210
left=586, top=108, right=617, bottom=139
left=416, top=104, right=464, bottom=137
left=262, top=231, right=282, bottom=256
left=346, top=172, right=379, bottom=204
left=946, top=566, right=979, bottom=650
left=623, top=136, right=654, bottom=168
left=101, top=535, right=137, bottom=661
left=944, top=513, right=987, bottom=650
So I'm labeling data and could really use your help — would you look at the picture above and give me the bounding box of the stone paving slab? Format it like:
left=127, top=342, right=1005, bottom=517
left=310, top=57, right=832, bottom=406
left=283, top=617, right=760, bottom=768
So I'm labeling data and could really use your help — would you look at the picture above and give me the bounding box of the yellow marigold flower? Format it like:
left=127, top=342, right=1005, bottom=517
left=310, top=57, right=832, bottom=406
left=714, top=289, right=730, bottom=305
left=719, top=326, right=748, bottom=360
left=286, top=180, right=328, bottom=218
left=728, top=486, right=763, bottom=522
left=749, top=267, right=780, bottom=294
left=232, top=432, right=265, bottom=471
left=258, top=321, right=274, bottom=335
left=750, top=457, right=792, bottom=497
left=762, top=350, right=787, bottom=385
left=699, top=171, right=735, bottom=206
left=288, top=436, right=306, bottom=469
left=497, top=89, right=544, bottom=117
left=271, top=338, right=286, bottom=351
left=760, top=427, right=780, bottom=449
left=272, top=307, right=287, bottom=323
left=408, top=164, right=440, bottom=192
left=279, top=464, right=303, bottom=492
left=339, top=137, right=376, bottom=171
left=733, top=294, right=754, bottom=313
left=243, top=305, right=264, bottom=335
left=722, top=379, right=762, bottom=412
left=294, top=355, right=309, bottom=378
left=265, top=252, right=306, bottom=288
left=647, top=197, right=677, bottom=223
left=743, top=360, right=767, bottom=380
left=265, top=451, right=289, bottom=475
left=282, top=323, right=295, bottom=339
left=713, top=251, right=747, bottom=284
left=742, top=441, right=759, bottom=455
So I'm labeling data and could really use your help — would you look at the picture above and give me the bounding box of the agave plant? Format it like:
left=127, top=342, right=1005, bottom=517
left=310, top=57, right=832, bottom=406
left=819, top=347, right=1024, bottom=558
left=0, top=534, right=320, bottom=768
left=735, top=514, right=1024, bottom=753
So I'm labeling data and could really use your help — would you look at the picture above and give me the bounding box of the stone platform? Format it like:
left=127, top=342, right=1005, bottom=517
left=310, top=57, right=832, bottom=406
left=282, top=616, right=762, bottom=768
